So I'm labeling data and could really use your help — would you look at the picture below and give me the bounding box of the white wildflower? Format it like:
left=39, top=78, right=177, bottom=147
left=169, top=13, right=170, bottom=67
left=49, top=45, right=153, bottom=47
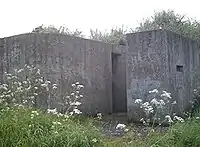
left=149, top=89, right=158, bottom=93
left=34, top=93, right=38, bottom=96
left=31, top=113, right=34, bottom=119
left=22, top=100, right=28, bottom=104
left=7, top=77, right=11, bottom=80
left=72, top=84, right=76, bottom=87
left=73, top=108, right=82, bottom=114
left=31, top=110, right=39, bottom=116
left=165, top=115, right=173, bottom=123
left=116, top=123, right=126, bottom=130
left=161, top=91, right=172, bottom=99
left=70, top=101, right=81, bottom=106
left=26, top=85, right=31, bottom=91
left=140, top=118, right=144, bottom=122
left=47, top=108, right=58, bottom=114
left=159, top=99, right=165, bottom=106
left=124, top=128, right=129, bottom=132
left=150, top=98, right=160, bottom=105
left=18, top=82, right=22, bottom=86
left=92, top=138, right=98, bottom=143
left=38, top=78, right=43, bottom=82
left=57, top=113, right=64, bottom=117
left=174, top=116, right=184, bottom=122
left=97, top=113, right=102, bottom=120
left=134, top=99, right=142, bottom=104
left=53, top=84, right=57, bottom=89
left=69, top=111, right=74, bottom=115
left=141, top=102, right=154, bottom=114
left=17, top=69, right=24, bottom=73
left=36, top=69, right=40, bottom=74
left=41, top=84, right=47, bottom=87
left=30, top=96, right=35, bottom=99
left=23, top=81, right=28, bottom=84
left=172, top=101, right=177, bottom=105
left=77, top=84, right=84, bottom=89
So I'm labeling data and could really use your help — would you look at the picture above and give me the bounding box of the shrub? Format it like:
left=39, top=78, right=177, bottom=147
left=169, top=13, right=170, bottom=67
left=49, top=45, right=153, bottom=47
left=134, top=89, right=180, bottom=127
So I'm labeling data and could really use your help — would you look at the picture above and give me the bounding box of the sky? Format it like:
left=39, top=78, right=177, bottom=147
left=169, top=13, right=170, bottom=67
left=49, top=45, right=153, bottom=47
left=0, top=0, right=199, bottom=38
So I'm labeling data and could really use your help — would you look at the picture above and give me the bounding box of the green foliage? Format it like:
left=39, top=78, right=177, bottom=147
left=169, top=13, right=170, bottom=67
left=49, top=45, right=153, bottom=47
left=32, top=25, right=84, bottom=37
left=147, top=118, right=200, bottom=147
left=32, top=10, right=200, bottom=45
left=89, top=26, right=128, bottom=45
left=103, top=118, right=200, bottom=147
left=0, top=106, right=102, bottom=147
left=136, top=10, right=200, bottom=42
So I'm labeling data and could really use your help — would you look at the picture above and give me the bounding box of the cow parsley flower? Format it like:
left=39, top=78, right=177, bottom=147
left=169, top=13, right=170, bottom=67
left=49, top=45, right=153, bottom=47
left=135, top=99, right=142, bottom=104
left=116, top=123, right=126, bottom=130
left=149, top=89, right=158, bottom=93
left=97, top=113, right=102, bottom=120
left=165, top=115, right=173, bottom=123
left=150, top=98, right=160, bottom=105
left=52, top=84, right=57, bottom=89
left=172, top=101, right=177, bottom=105
left=161, top=91, right=172, bottom=99
left=73, top=108, right=82, bottom=114
left=47, top=108, right=58, bottom=114
left=70, top=101, right=81, bottom=106
left=92, top=138, right=98, bottom=143
left=174, top=116, right=184, bottom=122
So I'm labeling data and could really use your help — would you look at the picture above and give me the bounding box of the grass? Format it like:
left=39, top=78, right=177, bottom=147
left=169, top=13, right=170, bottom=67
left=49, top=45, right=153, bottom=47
left=104, top=116, right=200, bottom=147
left=149, top=117, right=200, bottom=147
left=0, top=106, right=103, bottom=147
left=2, top=106, right=200, bottom=147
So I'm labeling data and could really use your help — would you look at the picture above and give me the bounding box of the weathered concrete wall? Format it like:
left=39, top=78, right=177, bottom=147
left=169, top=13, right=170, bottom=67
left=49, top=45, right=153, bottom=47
left=2, top=30, right=199, bottom=119
left=126, top=30, right=169, bottom=120
left=126, top=30, right=200, bottom=119
left=0, top=33, right=115, bottom=115
left=165, top=31, right=200, bottom=113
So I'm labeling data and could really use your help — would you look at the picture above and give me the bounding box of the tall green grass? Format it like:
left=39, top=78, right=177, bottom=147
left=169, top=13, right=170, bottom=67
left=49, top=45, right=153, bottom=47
left=2, top=106, right=200, bottom=147
left=0, top=106, right=103, bottom=147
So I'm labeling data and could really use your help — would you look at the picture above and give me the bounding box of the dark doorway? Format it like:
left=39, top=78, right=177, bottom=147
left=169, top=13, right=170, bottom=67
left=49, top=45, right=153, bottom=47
left=112, top=53, right=127, bottom=113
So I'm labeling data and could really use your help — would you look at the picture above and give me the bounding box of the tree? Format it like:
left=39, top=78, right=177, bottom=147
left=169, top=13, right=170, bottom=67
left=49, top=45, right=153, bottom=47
left=32, top=25, right=84, bottom=37
left=32, top=11, right=200, bottom=44
left=136, top=10, right=200, bottom=42
left=89, top=26, right=129, bottom=45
